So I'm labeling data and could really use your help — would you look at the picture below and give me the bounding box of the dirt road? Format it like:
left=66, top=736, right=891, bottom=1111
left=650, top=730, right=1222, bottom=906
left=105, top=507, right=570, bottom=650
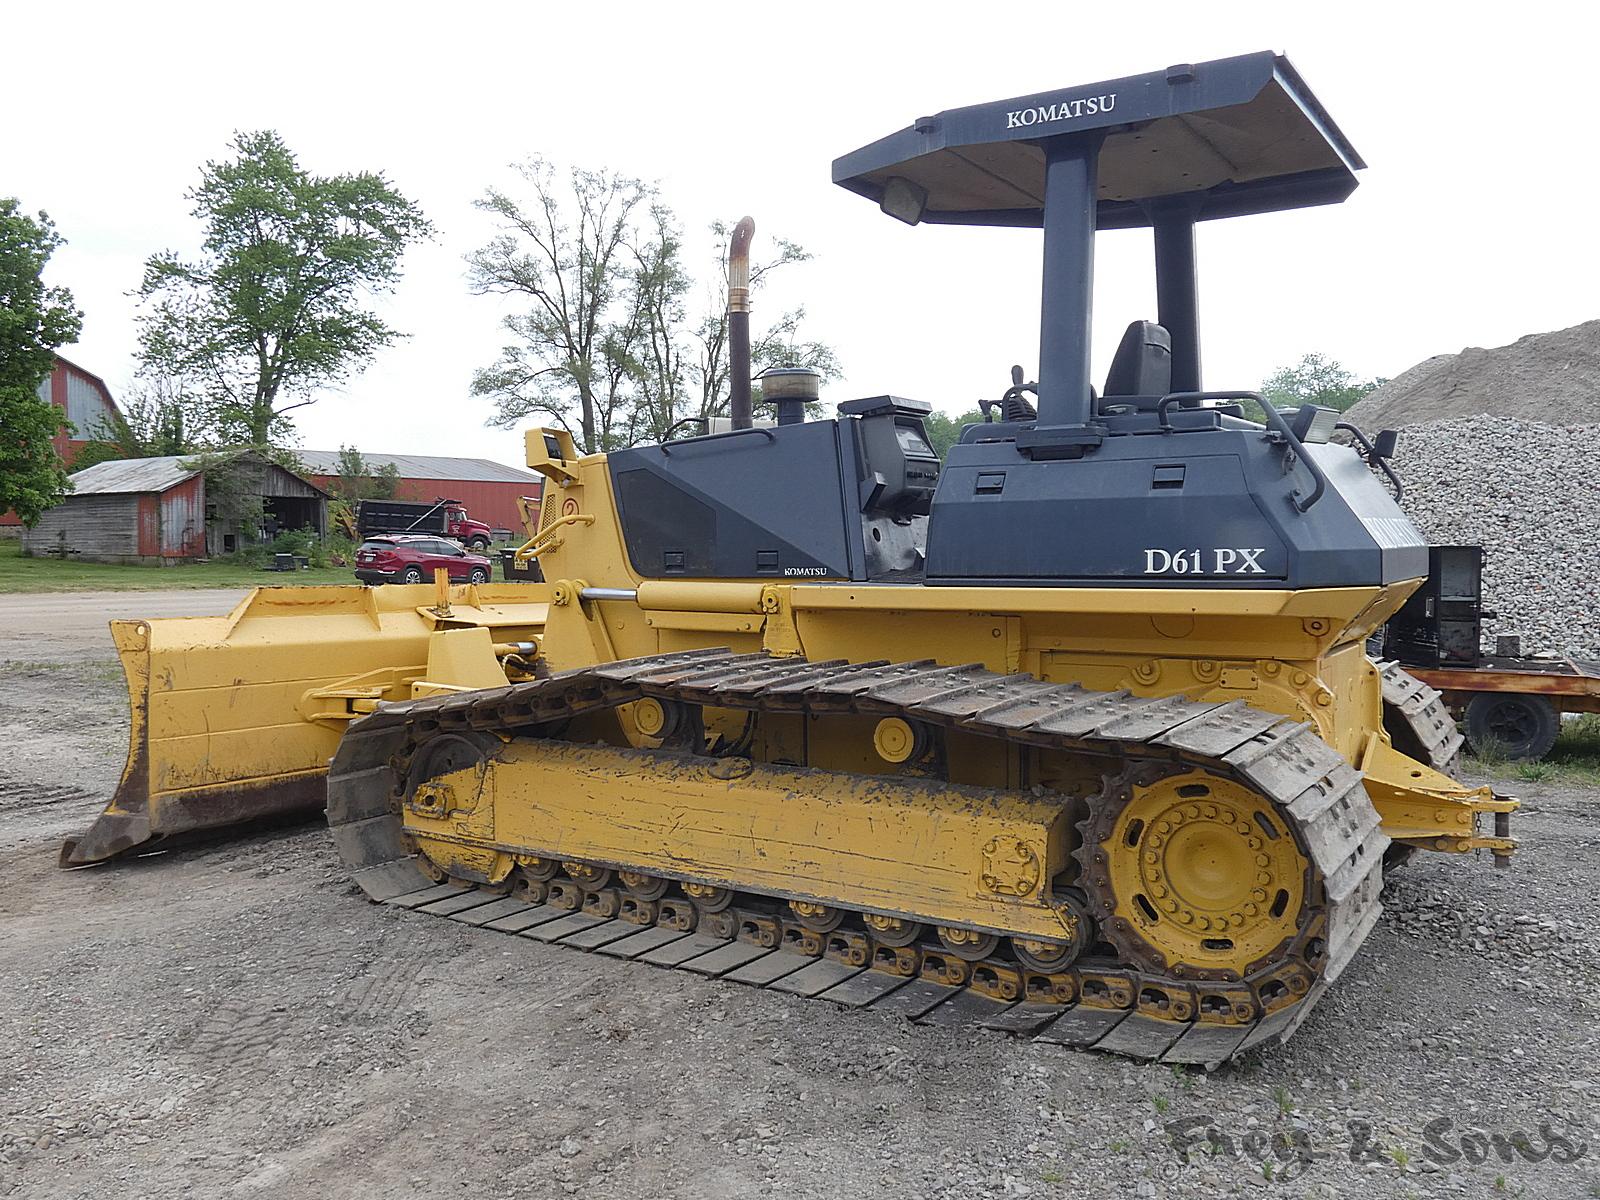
left=0, top=590, right=245, bottom=663
left=2, top=593, right=1597, bottom=1198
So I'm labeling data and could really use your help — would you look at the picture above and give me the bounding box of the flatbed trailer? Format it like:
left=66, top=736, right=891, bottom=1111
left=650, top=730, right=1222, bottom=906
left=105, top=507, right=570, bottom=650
left=1382, top=545, right=1596, bottom=759
left=1405, top=656, right=1600, bottom=761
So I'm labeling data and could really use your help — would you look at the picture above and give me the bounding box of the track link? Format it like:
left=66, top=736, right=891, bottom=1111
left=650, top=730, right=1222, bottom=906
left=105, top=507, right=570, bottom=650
left=1378, top=659, right=1465, bottom=775
left=327, top=650, right=1389, bottom=1067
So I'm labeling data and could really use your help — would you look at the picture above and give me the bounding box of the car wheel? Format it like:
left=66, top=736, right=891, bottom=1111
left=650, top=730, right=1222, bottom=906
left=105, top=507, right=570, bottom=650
left=402, top=566, right=424, bottom=585
left=469, top=567, right=489, bottom=584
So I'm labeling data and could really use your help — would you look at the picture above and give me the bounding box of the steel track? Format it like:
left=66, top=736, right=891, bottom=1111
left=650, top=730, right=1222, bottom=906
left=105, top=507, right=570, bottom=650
left=1378, top=659, right=1466, bottom=775
left=326, top=649, right=1389, bottom=1067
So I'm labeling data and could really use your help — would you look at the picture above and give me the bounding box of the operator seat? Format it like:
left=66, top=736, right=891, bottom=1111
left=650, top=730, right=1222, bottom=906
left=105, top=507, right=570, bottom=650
left=1099, top=320, right=1172, bottom=411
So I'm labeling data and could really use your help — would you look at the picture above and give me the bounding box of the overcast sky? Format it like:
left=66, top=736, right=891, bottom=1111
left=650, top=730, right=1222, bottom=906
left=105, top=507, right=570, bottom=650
left=7, top=2, right=1595, bottom=468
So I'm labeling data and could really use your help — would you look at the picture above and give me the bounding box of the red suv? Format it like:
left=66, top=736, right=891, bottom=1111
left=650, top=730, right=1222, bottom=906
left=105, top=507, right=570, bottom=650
left=353, top=535, right=493, bottom=585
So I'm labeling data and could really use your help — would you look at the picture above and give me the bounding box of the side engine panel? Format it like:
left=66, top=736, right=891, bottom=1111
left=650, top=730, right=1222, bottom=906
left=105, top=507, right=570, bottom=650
left=926, top=427, right=1428, bottom=588
left=608, top=401, right=940, bottom=582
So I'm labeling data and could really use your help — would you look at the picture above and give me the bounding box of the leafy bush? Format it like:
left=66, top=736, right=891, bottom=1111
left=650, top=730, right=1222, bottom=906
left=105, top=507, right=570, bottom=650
left=227, top=544, right=270, bottom=568
left=320, top=533, right=358, bottom=568
left=269, top=528, right=317, bottom=558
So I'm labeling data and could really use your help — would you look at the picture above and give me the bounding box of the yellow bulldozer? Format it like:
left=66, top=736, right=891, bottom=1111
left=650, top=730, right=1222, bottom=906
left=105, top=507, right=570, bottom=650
left=65, top=52, right=1514, bottom=1066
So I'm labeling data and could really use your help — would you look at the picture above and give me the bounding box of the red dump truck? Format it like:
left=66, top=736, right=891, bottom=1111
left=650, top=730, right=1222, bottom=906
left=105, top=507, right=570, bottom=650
left=354, top=499, right=494, bottom=551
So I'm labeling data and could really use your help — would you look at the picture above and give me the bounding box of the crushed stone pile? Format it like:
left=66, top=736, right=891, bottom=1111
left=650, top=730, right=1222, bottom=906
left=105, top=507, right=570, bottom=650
left=1346, top=320, right=1600, bottom=429
left=1389, top=415, right=1600, bottom=658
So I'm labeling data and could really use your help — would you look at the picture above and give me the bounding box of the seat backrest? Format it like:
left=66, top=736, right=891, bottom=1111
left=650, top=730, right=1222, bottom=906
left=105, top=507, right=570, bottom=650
left=1103, top=320, right=1173, bottom=398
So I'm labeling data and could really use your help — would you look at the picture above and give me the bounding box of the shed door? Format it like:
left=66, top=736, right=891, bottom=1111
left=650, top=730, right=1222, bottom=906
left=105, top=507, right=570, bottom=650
left=137, top=495, right=160, bottom=557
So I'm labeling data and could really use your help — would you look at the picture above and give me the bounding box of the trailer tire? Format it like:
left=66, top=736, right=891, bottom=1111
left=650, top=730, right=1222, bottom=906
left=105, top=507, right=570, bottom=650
left=1464, top=693, right=1559, bottom=761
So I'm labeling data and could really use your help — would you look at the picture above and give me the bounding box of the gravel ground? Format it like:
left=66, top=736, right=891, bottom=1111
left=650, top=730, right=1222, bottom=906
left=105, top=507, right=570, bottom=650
left=1386, top=416, right=1600, bottom=658
left=3, top=596, right=1599, bottom=1199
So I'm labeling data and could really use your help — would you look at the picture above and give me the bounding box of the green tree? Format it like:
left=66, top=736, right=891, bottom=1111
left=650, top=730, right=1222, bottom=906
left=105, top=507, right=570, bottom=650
left=1261, top=353, right=1382, bottom=414
left=0, top=199, right=82, bottom=526
left=329, top=444, right=400, bottom=501
left=921, top=408, right=988, bottom=460
left=183, top=448, right=266, bottom=546
left=468, top=158, right=838, bottom=453
left=468, top=158, right=651, bottom=454
left=136, top=130, right=432, bottom=447
left=322, top=445, right=399, bottom=541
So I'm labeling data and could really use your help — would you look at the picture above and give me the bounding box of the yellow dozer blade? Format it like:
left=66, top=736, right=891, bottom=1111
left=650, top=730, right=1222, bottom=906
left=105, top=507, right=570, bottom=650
left=61, top=581, right=548, bottom=866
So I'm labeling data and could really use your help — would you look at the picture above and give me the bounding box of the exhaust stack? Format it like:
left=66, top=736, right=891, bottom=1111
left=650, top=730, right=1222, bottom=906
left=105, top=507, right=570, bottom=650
left=728, top=216, right=755, bottom=430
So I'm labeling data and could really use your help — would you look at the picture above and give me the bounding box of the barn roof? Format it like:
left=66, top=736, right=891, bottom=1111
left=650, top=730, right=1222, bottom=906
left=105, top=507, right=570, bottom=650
left=67, top=453, right=329, bottom=496
left=67, top=456, right=199, bottom=495
left=298, top=450, right=540, bottom=484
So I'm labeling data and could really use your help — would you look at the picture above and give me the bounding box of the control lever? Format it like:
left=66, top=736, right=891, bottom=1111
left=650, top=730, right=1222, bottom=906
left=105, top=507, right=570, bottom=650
left=979, top=365, right=1039, bottom=423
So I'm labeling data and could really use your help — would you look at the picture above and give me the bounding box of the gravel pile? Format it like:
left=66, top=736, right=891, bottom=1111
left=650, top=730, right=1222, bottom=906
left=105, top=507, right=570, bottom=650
left=1390, top=415, right=1600, bottom=657
left=1347, top=320, right=1600, bottom=429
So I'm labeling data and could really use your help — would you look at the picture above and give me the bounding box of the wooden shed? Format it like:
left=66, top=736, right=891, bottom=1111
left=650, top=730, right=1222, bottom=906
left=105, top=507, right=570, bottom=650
left=21, top=453, right=327, bottom=565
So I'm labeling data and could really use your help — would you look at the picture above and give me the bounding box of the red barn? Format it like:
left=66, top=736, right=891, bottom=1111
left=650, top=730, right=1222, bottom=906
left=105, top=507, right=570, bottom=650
left=2, top=355, right=125, bottom=531
left=299, top=451, right=543, bottom=536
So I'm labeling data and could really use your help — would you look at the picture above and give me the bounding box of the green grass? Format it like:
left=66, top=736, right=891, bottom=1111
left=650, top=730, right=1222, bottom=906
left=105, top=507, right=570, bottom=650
left=1469, top=713, right=1600, bottom=785
left=0, top=538, right=355, bottom=593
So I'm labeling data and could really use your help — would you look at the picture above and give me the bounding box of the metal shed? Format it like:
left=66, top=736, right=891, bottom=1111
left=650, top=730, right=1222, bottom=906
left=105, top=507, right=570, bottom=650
left=21, top=453, right=327, bottom=565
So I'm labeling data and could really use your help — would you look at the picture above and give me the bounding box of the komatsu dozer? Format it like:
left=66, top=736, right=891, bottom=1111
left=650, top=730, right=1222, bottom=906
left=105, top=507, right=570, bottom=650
left=68, top=52, right=1516, bottom=1065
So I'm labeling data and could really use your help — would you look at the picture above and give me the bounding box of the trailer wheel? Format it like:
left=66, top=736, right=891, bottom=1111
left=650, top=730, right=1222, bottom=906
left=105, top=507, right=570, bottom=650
left=1464, top=693, right=1559, bottom=761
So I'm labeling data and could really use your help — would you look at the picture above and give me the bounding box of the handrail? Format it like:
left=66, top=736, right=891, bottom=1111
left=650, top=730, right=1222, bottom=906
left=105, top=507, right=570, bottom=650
left=1335, top=421, right=1404, bottom=503
left=512, top=511, right=595, bottom=565
left=659, top=426, right=776, bottom=456
left=1156, top=390, right=1328, bottom=513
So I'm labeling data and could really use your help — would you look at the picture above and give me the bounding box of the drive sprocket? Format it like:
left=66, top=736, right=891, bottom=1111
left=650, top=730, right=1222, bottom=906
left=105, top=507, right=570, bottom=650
left=1075, top=763, right=1312, bottom=982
